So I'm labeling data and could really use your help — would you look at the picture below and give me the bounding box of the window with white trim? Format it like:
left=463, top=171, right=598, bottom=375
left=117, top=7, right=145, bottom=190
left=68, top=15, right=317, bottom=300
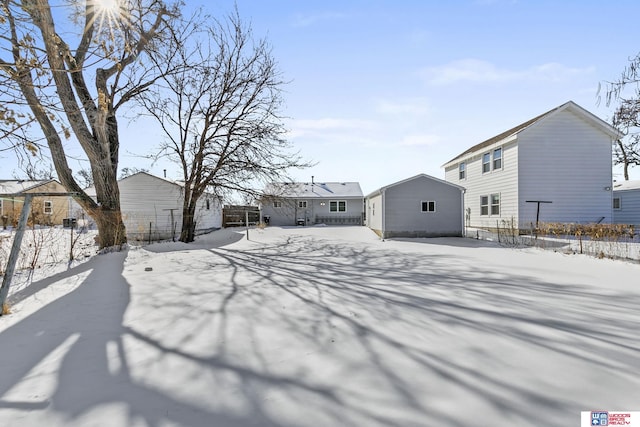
left=273, top=201, right=282, bottom=208
left=421, top=201, right=436, bottom=212
left=482, top=153, right=491, bottom=173
left=480, top=196, right=489, bottom=215
left=298, top=200, right=307, bottom=208
left=613, top=197, right=621, bottom=210
left=490, top=194, right=500, bottom=215
left=459, top=162, right=465, bottom=180
left=44, top=200, right=53, bottom=215
left=330, top=200, right=346, bottom=212
left=493, top=148, right=502, bottom=170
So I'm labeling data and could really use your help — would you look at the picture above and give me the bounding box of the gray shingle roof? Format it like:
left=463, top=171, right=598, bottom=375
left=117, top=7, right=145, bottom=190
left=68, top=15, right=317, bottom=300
left=264, top=182, right=363, bottom=198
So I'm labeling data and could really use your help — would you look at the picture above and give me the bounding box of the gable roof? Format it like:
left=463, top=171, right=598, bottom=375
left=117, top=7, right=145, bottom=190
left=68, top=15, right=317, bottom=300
left=264, top=182, right=363, bottom=199
left=366, top=173, right=464, bottom=198
left=119, top=171, right=183, bottom=189
left=0, top=179, right=58, bottom=195
left=613, top=180, right=640, bottom=191
left=443, top=101, right=621, bottom=167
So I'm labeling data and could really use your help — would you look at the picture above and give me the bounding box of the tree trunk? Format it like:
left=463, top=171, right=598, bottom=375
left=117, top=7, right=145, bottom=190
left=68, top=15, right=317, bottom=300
left=91, top=206, right=127, bottom=249
left=180, top=201, right=198, bottom=243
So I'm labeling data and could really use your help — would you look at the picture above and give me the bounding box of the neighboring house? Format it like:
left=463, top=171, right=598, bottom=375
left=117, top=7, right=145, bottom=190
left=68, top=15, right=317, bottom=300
left=365, top=174, right=465, bottom=239
left=0, top=179, right=71, bottom=226
left=612, top=180, right=640, bottom=226
left=260, top=181, right=364, bottom=226
left=84, top=172, right=222, bottom=241
left=443, top=101, right=620, bottom=230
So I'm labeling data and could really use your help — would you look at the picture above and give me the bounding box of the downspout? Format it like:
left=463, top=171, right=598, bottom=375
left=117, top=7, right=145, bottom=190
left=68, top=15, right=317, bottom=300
left=461, top=189, right=466, bottom=237
left=381, top=188, right=386, bottom=241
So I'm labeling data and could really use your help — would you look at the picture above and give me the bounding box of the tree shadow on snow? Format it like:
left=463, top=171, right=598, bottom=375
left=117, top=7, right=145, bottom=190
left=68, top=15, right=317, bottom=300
left=0, top=250, right=295, bottom=427
left=195, top=233, right=640, bottom=427
left=1, top=231, right=639, bottom=427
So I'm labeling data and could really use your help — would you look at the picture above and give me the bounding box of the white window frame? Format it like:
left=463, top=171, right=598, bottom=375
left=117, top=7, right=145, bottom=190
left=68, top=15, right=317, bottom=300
left=613, top=197, right=621, bottom=210
left=482, top=153, right=491, bottom=173
left=44, top=200, right=53, bottom=215
left=330, top=200, right=347, bottom=212
left=490, top=193, right=500, bottom=215
left=493, top=147, right=502, bottom=170
left=459, top=162, right=466, bottom=180
left=273, top=201, right=282, bottom=208
left=298, top=200, right=307, bottom=208
left=421, top=200, right=436, bottom=213
left=480, top=195, right=489, bottom=216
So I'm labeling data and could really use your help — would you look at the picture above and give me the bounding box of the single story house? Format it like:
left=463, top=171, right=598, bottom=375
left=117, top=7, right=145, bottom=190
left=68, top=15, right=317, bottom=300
left=612, top=180, right=640, bottom=226
left=82, top=172, right=222, bottom=241
left=0, top=179, right=71, bottom=227
left=260, top=180, right=364, bottom=226
left=443, top=101, right=620, bottom=230
left=365, top=174, right=465, bottom=238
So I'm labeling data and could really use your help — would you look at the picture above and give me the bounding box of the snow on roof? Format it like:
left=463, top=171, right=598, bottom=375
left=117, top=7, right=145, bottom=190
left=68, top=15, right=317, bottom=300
left=613, top=180, right=640, bottom=191
left=0, top=179, right=55, bottom=194
left=264, top=182, right=363, bottom=198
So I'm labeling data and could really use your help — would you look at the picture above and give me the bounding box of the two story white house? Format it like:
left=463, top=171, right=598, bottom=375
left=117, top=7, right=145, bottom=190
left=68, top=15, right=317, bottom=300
left=443, top=101, right=620, bottom=230
left=260, top=181, right=364, bottom=226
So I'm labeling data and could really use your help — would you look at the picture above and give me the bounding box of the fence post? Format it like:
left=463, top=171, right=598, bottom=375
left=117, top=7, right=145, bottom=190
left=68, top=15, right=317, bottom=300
left=1, top=194, right=33, bottom=314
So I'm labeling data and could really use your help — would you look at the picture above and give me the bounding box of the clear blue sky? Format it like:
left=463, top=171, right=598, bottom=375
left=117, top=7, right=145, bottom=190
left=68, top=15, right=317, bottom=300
left=3, top=0, right=640, bottom=194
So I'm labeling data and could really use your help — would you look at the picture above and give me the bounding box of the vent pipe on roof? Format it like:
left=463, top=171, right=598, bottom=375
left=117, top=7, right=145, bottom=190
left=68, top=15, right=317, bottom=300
left=311, top=175, right=314, bottom=185
left=163, top=169, right=167, bottom=178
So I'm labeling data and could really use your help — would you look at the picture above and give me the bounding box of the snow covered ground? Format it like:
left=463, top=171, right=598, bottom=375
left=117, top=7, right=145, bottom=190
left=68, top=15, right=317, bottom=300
left=1, top=226, right=639, bottom=427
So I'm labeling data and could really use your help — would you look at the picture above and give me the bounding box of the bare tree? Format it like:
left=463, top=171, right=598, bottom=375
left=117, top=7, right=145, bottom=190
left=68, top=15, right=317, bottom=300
left=0, top=0, right=178, bottom=248
left=139, top=10, right=310, bottom=242
left=611, top=99, right=640, bottom=181
left=602, top=52, right=640, bottom=180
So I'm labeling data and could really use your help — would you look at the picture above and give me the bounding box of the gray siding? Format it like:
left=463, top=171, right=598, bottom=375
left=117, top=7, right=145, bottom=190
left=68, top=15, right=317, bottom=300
left=368, top=175, right=463, bottom=238
left=613, top=189, right=640, bottom=226
left=261, top=197, right=364, bottom=226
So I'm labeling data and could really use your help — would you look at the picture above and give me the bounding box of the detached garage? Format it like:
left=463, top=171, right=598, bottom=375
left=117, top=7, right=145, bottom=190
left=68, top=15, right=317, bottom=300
left=366, top=174, right=464, bottom=239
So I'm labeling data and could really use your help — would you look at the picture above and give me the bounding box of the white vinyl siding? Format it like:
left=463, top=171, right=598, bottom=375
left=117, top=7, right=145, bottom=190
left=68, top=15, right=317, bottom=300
left=445, top=141, right=517, bottom=228
left=445, top=104, right=616, bottom=229
left=366, top=193, right=383, bottom=230
left=518, top=110, right=613, bottom=226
